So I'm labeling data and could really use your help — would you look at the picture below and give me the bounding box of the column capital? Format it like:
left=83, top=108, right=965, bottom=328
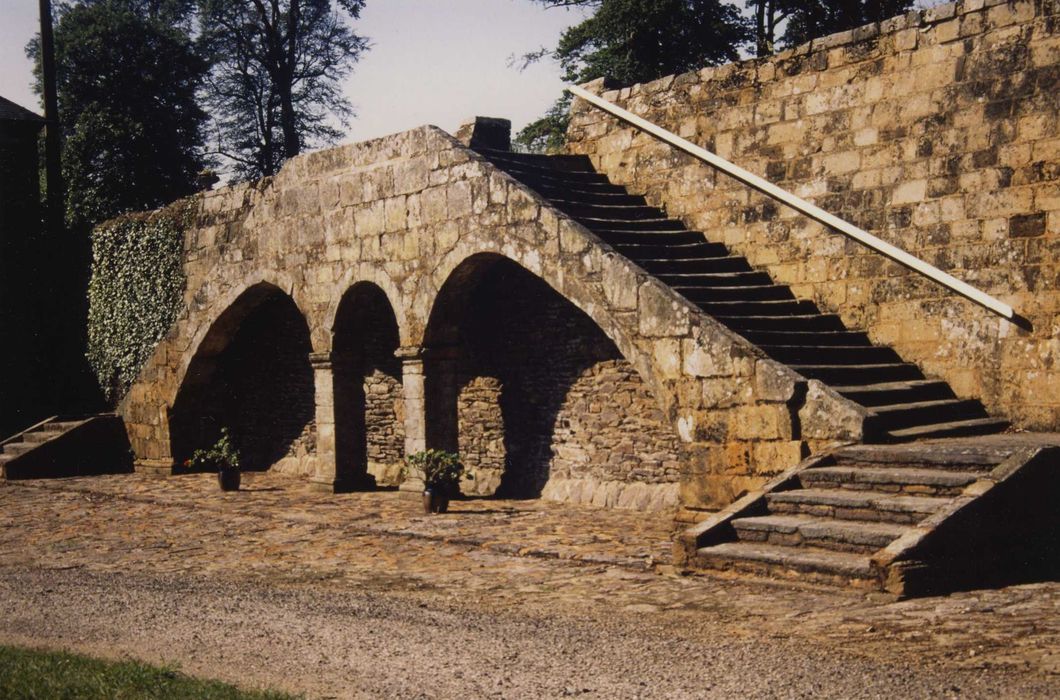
left=308, top=351, right=333, bottom=369
left=394, top=345, right=425, bottom=361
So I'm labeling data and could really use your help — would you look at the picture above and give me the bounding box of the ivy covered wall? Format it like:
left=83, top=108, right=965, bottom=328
left=86, top=205, right=188, bottom=404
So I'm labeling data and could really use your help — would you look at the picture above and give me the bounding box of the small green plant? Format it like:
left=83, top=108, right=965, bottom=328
left=404, top=449, right=471, bottom=490
left=184, top=428, right=241, bottom=471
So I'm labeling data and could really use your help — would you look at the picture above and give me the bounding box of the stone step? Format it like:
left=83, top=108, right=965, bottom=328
left=694, top=542, right=876, bottom=585
left=731, top=514, right=909, bottom=554
left=760, top=344, right=901, bottom=366
left=741, top=329, right=873, bottom=347
left=867, top=398, right=988, bottom=432
left=886, top=417, right=1010, bottom=442
left=534, top=187, right=644, bottom=205
left=653, top=271, right=774, bottom=288
left=833, top=379, right=957, bottom=407
left=521, top=176, right=629, bottom=196
left=554, top=202, right=666, bottom=221
left=1, top=443, right=33, bottom=456
left=715, top=314, right=848, bottom=332
left=582, top=217, right=686, bottom=232
left=832, top=443, right=1006, bottom=468
left=789, top=362, right=924, bottom=385
left=613, top=241, right=728, bottom=259
left=478, top=149, right=595, bottom=172
left=22, top=430, right=62, bottom=444
left=484, top=162, right=611, bottom=185
left=799, top=465, right=981, bottom=496
left=639, top=256, right=754, bottom=275
left=697, top=299, right=819, bottom=316
left=597, top=230, right=706, bottom=246
left=766, top=488, right=949, bottom=524
left=674, top=285, right=794, bottom=303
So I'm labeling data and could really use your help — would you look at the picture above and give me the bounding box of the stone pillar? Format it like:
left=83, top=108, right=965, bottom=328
left=454, top=116, right=511, bottom=152
left=307, top=352, right=338, bottom=492
left=396, top=345, right=427, bottom=491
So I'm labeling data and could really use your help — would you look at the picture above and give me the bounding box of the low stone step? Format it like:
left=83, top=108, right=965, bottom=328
left=832, top=443, right=1007, bottom=468
left=716, top=314, right=847, bottom=332
left=732, top=514, right=908, bottom=554
left=478, top=149, right=595, bottom=172
left=886, top=417, right=1009, bottom=441
left=698, top=299, right=819, bottom=316
left=613, top=241, right=728, bottom=259
left=790, top=362, right=924, bottom=385
left=597, top=230, right=705, bottom=246
left=741, top=329, right=872, bottom=347
left=766, top=488, right=948, bottom=524
left=521, top=176, right=629, bottom=196
left=555, top=202, right=666, bottom=221
left=694, top=542, right=875, bottom=584
left=639, top=256, right=753, bottom=275
left=799, top=465, right=980, bottom=496
left=22, top=431, right=61, bottom=444
left=833, top=379, right=957, bottom=407
left=653, top=271, right=773, bottom=288
left=760, top=344, right=901, bottom=366
left=535, top=188, right=644, bottom=206
left=867, top=398, right=988, bottom=432
left=1, top=443, right=33, bottom=456
left=674, top=285, right=794, bottom=303
left=582, top=217, right=686, bottom=232
left=486, top=162, right=610, bottom=185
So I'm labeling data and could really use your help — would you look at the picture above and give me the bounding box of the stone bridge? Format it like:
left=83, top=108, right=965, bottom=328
left=122, top=125, right=868, bottom=515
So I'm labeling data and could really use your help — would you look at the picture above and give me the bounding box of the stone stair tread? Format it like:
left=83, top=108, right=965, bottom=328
left=833, top=443, right=1007, bottom=467
left=733, top=514, right=909, bottom=545
left=801, top=465, right=980, bottom=487
left=696, top=542, right=873, bottom=578
left=767, top=487, right=947, bottom=514
left=868, top=398, right=982, bottom=415
left=886, top=417, right=1010, bottom=440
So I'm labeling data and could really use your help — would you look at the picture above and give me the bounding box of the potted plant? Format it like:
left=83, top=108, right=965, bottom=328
left=404, top=449, right=471, bottom=514
left=185, top=428, right=241, bottom=491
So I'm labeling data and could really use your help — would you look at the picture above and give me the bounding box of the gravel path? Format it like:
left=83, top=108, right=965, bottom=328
left=1, top=566, right=1056, bottom=699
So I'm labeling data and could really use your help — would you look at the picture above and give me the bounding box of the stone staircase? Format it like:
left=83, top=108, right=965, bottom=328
left=1, top=414, right=132, bottom=479
left=479, top=148, right=1008, bottom=442
left=676, top=442, right=1060, bottom=595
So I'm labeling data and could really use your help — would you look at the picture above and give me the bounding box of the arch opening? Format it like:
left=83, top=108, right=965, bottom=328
left=423, top=254, right=683, bottom=508
left=169, top=284, right=315, bottom=473
left=332, top=282, right=404, bottom=488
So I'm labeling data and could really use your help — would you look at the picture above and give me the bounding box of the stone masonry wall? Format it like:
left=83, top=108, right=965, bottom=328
left=566, top=0, right=1060, bottom=430
left=121, top=124, right=871, bottom=515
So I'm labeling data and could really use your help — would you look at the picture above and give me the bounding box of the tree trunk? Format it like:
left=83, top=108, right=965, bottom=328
left=39, top=0, right=63, bottom=235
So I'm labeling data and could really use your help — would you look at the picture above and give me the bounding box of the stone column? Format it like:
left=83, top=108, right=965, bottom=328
left=307, top=352, right=339, bottom=492
left=395, top=345, right=427, bottom=491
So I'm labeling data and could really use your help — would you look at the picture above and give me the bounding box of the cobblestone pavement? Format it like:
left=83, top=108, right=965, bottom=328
left=0, top=472, right=1057, bottom=697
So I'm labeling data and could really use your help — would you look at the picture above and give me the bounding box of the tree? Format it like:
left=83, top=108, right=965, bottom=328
left=197, top=0, right=369, bottom=180
left=515, top=0, right=749, bottom=152
left=747, top=0, right=914, bottom=55
left=29, top=0, right=208, bottom=229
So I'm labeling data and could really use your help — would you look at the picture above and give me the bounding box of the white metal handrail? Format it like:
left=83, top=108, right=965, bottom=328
left=567, top=84, right=1016, bottom=321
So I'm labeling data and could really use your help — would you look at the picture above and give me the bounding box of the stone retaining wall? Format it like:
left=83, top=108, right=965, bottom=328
left=566, top=0, right=1060, bottom=430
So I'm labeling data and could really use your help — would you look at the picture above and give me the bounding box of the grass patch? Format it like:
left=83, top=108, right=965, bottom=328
left=0, top=645, right=299, bottom=699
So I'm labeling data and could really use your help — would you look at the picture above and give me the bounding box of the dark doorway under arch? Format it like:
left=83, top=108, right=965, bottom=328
left=170, top=284, right=315, bottom=473
left=332, top=282, right=404, bottom=488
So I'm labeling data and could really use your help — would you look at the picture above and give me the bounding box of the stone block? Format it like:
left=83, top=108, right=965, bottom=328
left=638, top=284, right=690, bottom=337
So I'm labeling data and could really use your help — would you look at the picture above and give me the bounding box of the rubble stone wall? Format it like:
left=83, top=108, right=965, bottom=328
left=566, top=0, right=1060, bottom=430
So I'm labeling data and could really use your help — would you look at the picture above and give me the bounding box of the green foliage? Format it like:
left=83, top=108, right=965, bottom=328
left=197, top=0, right=369, bottom=179
left=748, top=0, right=914, bottom=53
left=86, top=207, right=187, bottom=404
left=405, top=449, right=472, bottom=490
left=185, top=427, right=241, bottom=471
left=514, top=94, right=571, bottom=154
left=0, top=644, right=298, bottom=699
left=29, top=0, right=209, bottom=230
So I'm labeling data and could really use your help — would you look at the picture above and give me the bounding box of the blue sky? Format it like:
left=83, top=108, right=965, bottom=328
left=0, top=0, right=589, bottom=142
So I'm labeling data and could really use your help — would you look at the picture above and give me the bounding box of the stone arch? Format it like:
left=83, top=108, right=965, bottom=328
left=422, top=252, right=683, bottom=507
left=168, top=281, right=316, bottom=474
left=324, top=266, right=411, bottom=349
left=331, top=281, right=405, bottom=487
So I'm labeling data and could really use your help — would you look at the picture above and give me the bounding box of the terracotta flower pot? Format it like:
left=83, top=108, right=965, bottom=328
left=218, top=467, right=241, bottom=492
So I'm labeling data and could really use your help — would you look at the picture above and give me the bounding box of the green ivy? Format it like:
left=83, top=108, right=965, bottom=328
left=87, top=204, right=189, bottom=404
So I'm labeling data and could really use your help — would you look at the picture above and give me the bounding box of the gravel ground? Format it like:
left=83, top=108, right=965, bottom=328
left=1, top=566, right=1056, bottom=700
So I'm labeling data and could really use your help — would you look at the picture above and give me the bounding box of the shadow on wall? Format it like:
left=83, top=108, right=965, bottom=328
left=169, top=283, right=314, bottom=471
left=425, top=254, right=682, bottom=499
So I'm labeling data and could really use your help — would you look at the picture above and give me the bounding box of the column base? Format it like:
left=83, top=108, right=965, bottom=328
left=307, top=473, right=377, bottom=493
left=135, top=459, right=176, bottom=477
